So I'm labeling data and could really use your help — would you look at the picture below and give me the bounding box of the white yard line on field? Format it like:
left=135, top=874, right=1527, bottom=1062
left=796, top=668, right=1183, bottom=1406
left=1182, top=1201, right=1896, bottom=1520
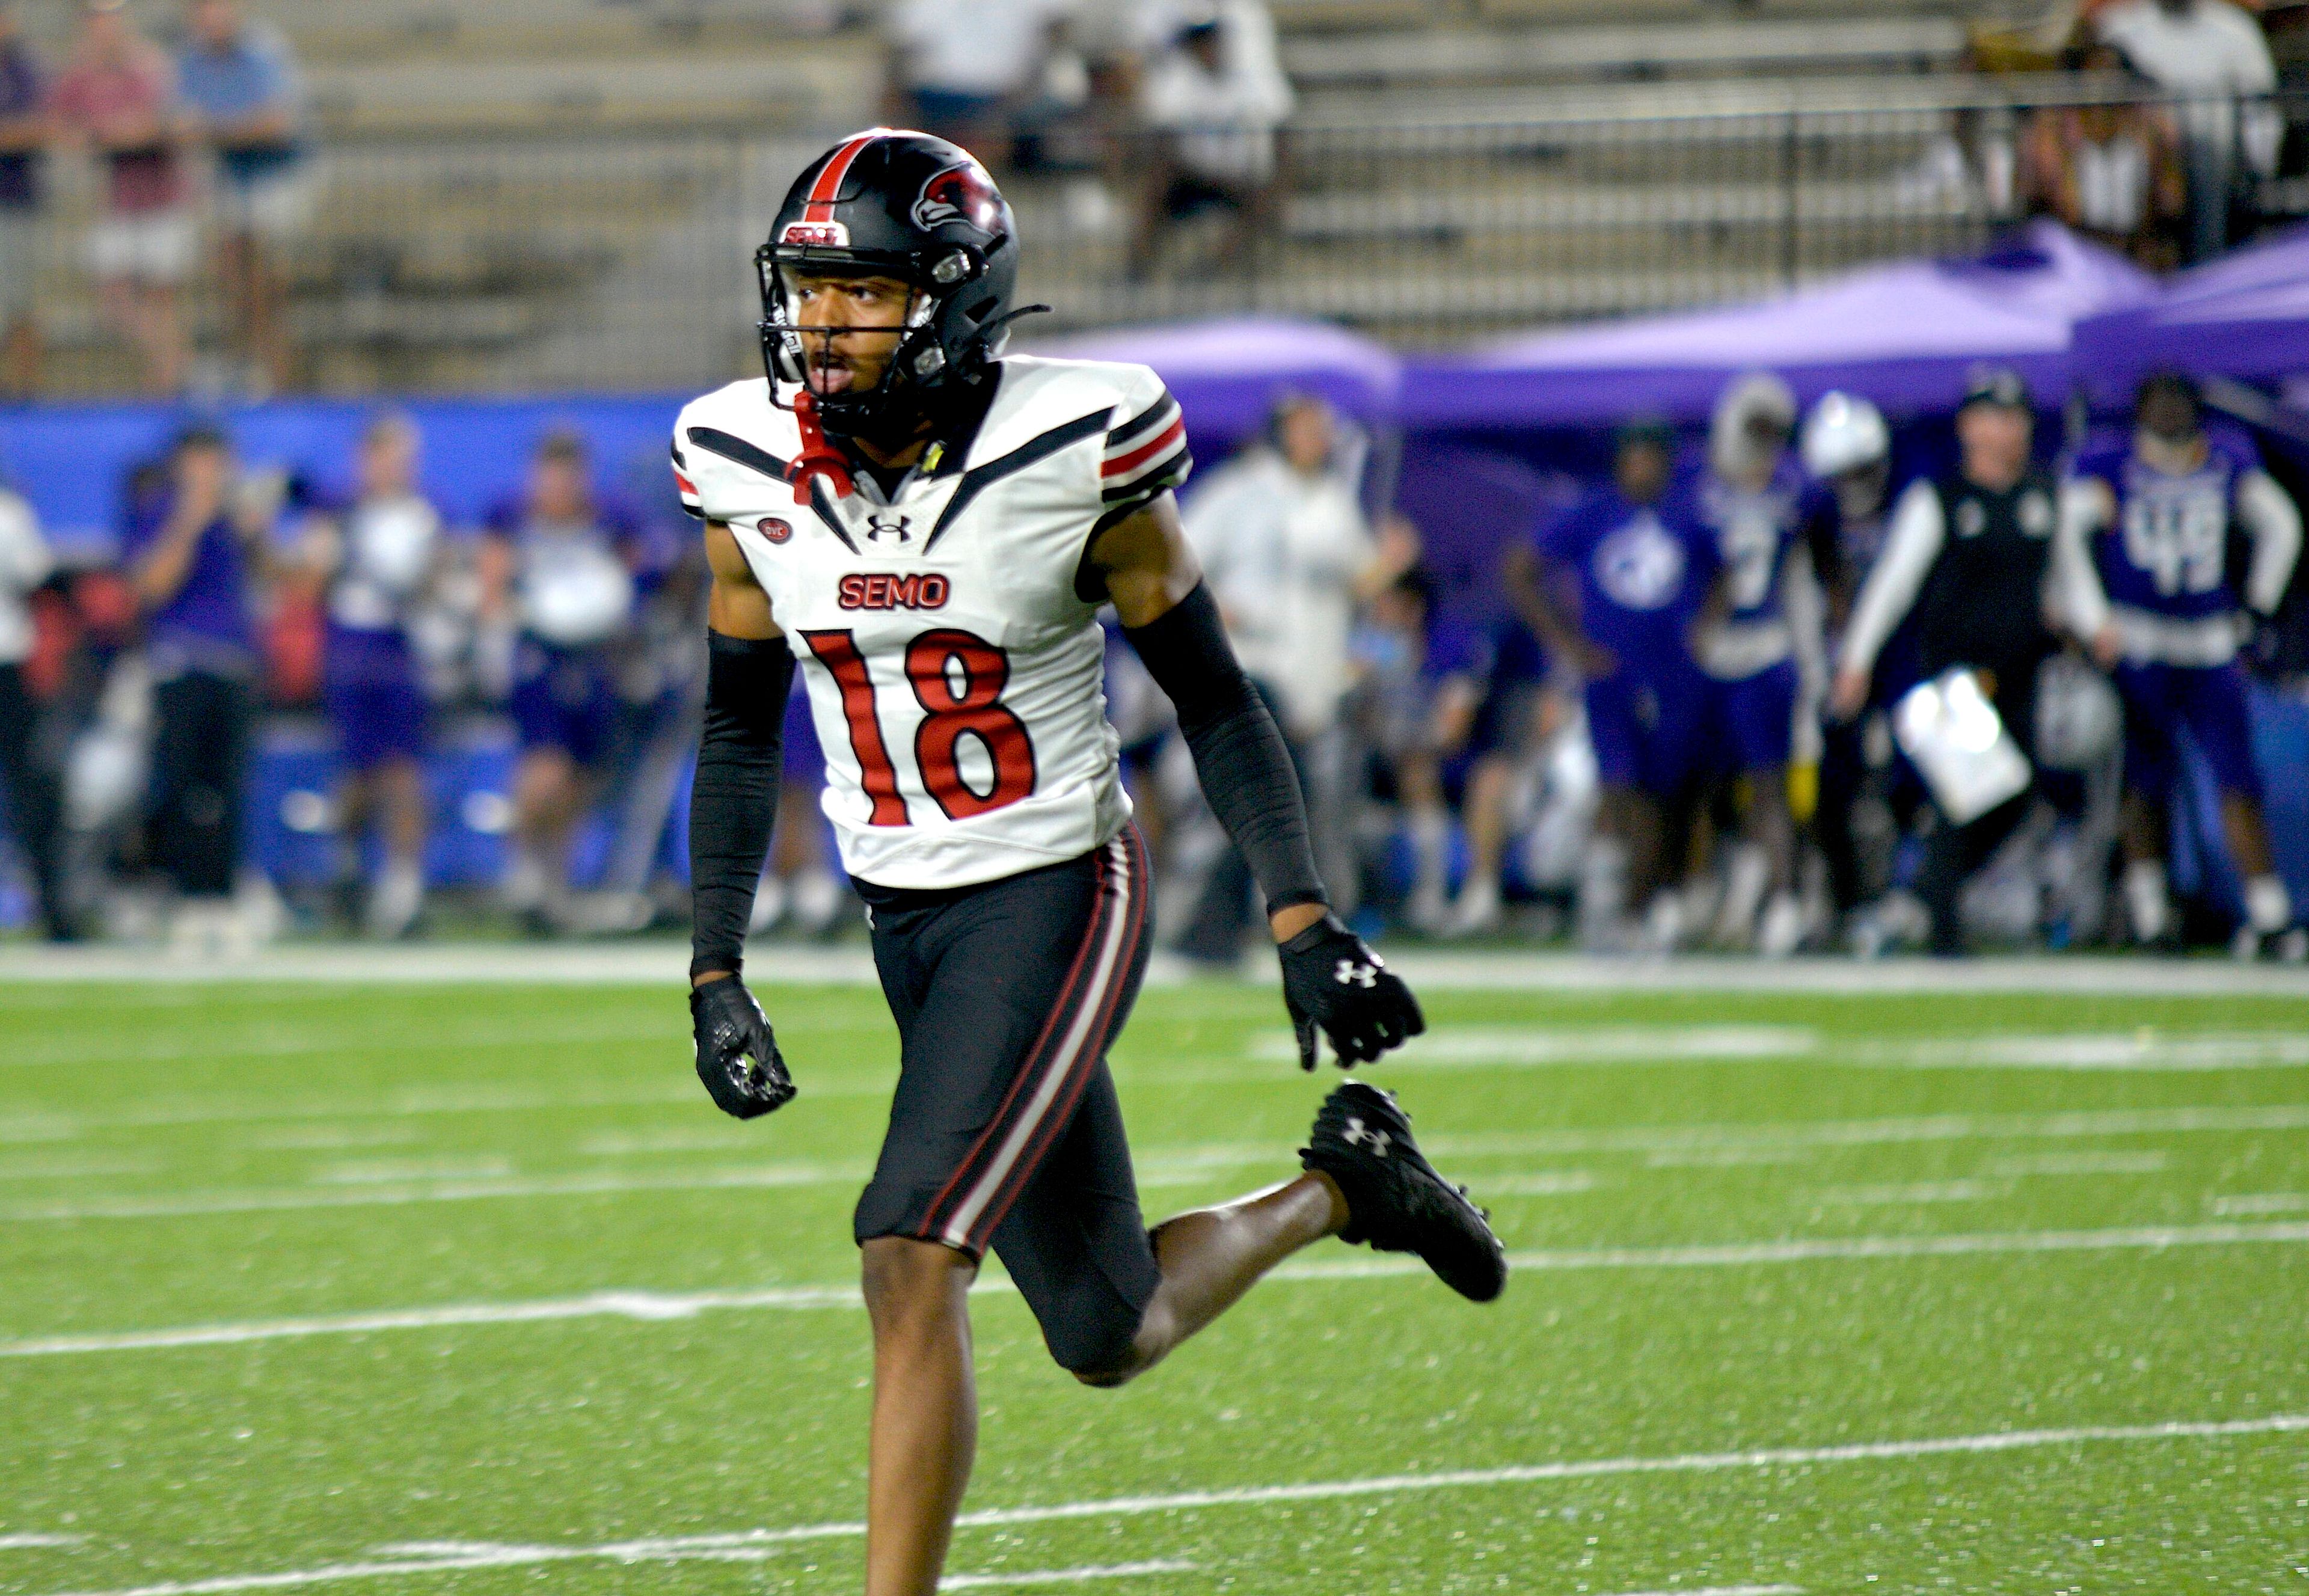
left=1986, top=1151, right=2172, bottom=1177
left=1249, top=1027, right=1820, bottom=1067
left=940, top=1562, right=1195, bottom=1589
left=20, top=1416, right=2307, bottom=1596
left=7, top=1102, right=2307, bottom=1221
left=2209, top=1193, right=2309, bottom=1216
left=0, top=1536, right=88, bottom=1550
left=1813, top=1180, right=2004, bottom=1206
left=1599, top=1588, right=1802, bottom=1596
left=10, top=1221, right=2309, bottom=1360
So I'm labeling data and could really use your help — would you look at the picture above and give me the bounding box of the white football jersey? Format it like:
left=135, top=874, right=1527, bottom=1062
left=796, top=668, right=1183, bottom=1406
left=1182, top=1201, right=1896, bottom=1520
left=673, top=357, right=1192, bottom=891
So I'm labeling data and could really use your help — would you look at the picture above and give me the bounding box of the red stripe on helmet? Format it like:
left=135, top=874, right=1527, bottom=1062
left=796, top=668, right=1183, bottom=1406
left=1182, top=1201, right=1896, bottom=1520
left=804, top=132, right=882, bottom=224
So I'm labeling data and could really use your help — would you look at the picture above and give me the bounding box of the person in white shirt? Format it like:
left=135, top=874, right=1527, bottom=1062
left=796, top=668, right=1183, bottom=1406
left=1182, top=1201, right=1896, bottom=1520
left=0, top=479, right=70, bottom=938
left=884, top=0, right=1074, bottom=158
left=1130, top=1, right=1293, bottom=277
left=1174, top=391, right=1400, bottom=957
left=2097, top=0, right=2280, bottom=262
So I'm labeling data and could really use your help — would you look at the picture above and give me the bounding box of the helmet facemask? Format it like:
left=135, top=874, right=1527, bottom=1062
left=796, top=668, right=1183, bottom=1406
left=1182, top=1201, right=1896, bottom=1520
left=756, top=241, right=995, bottom=443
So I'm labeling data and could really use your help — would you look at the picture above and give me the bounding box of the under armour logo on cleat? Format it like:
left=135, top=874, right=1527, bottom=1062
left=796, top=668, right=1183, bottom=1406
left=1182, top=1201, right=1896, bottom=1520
left=1342, top=1116, right=1391, bottom=1157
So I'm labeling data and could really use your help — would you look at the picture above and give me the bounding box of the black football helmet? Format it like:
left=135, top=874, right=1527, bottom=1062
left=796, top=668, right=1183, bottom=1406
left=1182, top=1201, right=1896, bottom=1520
left=756, top=128, right=1033, bottom=439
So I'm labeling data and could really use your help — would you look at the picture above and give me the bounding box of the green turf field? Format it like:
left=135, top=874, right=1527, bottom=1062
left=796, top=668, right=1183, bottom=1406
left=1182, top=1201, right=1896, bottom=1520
left=4, top=972, right=2308, bottom=1595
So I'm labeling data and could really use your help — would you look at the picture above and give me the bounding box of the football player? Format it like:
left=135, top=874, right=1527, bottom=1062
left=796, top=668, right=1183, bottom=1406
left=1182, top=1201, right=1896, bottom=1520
left=2060, top=370, right=2305, bottom=958
left=673, top=129, right=1504, bottom=1596
left=1690, top=373, right=1823, bottom=956
left=1515, top=418, right=1722, bottom=951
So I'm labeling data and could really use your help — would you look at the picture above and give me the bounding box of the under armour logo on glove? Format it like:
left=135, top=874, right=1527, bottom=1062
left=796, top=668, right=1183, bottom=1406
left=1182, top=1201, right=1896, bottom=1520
left=1278, top=912, right=1426, bottom=1071
left=1342, top=1116, right=1392, bottom=1157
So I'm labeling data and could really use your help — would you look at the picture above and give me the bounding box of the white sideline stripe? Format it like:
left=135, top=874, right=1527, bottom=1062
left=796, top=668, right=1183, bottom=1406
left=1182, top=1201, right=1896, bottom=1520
left=2209, top=1193, right=2309, bottom=1216
left=1601, top=1588, right=1800, bottom=1596
left=0, top=1535, right=87, bottom=1550
left=11, top=1221, right=2309, bottom=1360
left=21, top=1416, right=2307, bottom=1596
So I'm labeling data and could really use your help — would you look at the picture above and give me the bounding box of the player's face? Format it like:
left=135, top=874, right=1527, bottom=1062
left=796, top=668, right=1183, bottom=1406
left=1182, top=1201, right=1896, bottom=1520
left=360, top=423, right=417, bottom=498
left=2138, top=387, right=2200, bottom=444
left=1834, top=459, right=1889, bottom=519
left=1956, top=403, right=2032, bottom=485
left=531, top=455, right=589, bottom=521
left=793, top=272, right=915, bottom=398
left=1277, top=402, right=1332, bottom=474
left=1616, top=439, right=1669, bottom=503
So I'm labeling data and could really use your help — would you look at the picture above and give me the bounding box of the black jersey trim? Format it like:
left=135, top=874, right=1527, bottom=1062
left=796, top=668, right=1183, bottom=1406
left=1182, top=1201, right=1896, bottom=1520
left=922, top=410, right=1112, bottom=553
left=686, top=426, right=859, bottom=553
left=1106, top=392, right=1180, bottom=450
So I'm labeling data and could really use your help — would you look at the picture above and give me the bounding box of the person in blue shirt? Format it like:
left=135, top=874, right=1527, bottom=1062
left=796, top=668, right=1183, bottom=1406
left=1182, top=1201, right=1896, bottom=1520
left=1690, top=372, right=1821, bottom=957
left=121, top=423, right=263, bottom=948
left=480, top=429, right=648, bottom=933
left=2061, top=370, right=2305, bottom=959
left=176, top=0, right=307, bottom=393
left=1516, top=419, right=1720, bottom=950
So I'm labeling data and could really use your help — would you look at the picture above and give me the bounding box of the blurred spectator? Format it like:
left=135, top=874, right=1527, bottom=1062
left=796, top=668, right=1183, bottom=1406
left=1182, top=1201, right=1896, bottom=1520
left=123, top=424, right=262, bottom=951
left=479, top=429, right=645, bottom=934
left=1130, top=2, right=1293, bottom=280
left=1174, top=391, right=1403, bottom=960
left=883, top=0, right=1073, bottom=161
left=1517, top=420, right=1722, bottom=953
left=1431, top=612, right=1554, bottom=938
left=2059, top=370, right=2304, bottom=956
left=1691, top=373, right=1817, bottom=956
left=0, top=470, right=69, bottom=939
left=2097, top=0, right=2281, bottom=262
left=1350, top=563, right=1482, bottom=933
left=1799, top=391, right=1923, bottom=933
left=0, top=1, right=44, bottom=400
left=312, top=413, right=438, bottom=939
left=1832, top=370, right=2085, bottom=956
left=177, top=0, right=309, bottom=394
left=49, top=0, right=191, bottom=395
left=2020, top=40, right=2188, bottom=269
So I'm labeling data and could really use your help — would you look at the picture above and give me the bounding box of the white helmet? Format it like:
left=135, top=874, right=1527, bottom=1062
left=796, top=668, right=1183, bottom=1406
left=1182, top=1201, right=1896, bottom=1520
left=1801, top=391, right=1889, bottom=480
left=1710, top=370, right=1798, bottom=480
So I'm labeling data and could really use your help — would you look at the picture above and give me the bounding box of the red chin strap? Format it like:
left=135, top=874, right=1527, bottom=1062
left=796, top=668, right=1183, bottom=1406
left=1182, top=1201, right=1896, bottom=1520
left=788, top=386, right=855, bottom=500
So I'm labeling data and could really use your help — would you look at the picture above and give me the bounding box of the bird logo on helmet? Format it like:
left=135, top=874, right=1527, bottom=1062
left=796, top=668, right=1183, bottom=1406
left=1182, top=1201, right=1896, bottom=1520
left=753, top=129, right=1043, bottom=462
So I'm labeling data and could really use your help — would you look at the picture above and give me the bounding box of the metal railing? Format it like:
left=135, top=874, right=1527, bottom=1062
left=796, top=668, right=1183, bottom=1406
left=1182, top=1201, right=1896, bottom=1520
left=7, top=88, right=2290, bottom=398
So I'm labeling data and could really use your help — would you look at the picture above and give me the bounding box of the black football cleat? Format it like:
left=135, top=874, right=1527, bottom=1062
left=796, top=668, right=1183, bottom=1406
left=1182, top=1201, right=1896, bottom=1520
left=1301, top=1081, right=1507, bottom=1303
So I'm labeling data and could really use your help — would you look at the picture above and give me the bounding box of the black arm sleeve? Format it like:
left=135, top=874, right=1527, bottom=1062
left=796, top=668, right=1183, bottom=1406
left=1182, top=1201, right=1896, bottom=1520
left=1123, top=582, right=1328, bottom=914
left=688, top=631, right=794, bottom=980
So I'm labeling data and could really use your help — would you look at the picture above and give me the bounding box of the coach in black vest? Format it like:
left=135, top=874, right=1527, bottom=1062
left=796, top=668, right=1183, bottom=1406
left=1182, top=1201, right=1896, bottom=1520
left=1829, top=368, right=2072, bottom=956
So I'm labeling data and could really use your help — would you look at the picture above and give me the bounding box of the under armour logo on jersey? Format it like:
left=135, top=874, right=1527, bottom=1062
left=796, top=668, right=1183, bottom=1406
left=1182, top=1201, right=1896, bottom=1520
left=1335, top=959, right=1379, bottom=988
left=1342, top=1116, right=1391, bottom=1157
left=865, top=510, right=913, bottom=544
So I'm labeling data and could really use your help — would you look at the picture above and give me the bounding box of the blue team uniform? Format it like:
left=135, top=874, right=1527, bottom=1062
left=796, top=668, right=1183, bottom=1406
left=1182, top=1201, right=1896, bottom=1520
left=2072, top=427, right=2266, bottom=802
left=1538, top=482, right=1719, bottom=797
left=1693, top=460, right=1806, bottom=773
left=324, top=492, right=440, bottom=772
left=488, top=494, right=646, bottom=767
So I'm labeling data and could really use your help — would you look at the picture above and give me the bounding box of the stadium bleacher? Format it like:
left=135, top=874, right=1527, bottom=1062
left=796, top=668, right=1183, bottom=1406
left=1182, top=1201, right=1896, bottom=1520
left=13, top=0, right=2068, bottom=393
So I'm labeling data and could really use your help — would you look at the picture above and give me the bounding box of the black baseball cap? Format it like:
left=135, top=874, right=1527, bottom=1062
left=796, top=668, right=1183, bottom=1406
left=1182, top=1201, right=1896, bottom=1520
left=1958, top=366, right=2032, bottom=414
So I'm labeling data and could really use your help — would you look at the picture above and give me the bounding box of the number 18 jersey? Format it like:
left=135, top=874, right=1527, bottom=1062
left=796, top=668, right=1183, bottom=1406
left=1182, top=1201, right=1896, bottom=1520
left=673, top=357, right=1192, bottom=891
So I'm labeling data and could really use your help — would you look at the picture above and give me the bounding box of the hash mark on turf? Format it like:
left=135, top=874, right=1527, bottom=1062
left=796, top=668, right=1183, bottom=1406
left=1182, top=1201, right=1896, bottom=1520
left=17, top=1416, right=2304, bottom=1596
left=0, top=1536, right=87, bottom=1550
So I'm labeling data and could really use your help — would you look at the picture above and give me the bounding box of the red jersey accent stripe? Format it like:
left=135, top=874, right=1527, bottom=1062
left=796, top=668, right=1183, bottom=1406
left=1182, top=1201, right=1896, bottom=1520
left=672, top=471, right=698, bottom=496
left=803, top=133, right=879, bottom=223
left=1101, top=416, right=1187, bottom=478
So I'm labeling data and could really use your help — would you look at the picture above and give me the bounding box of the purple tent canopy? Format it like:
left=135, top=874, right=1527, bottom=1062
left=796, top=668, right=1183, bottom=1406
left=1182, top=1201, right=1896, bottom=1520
left=1028, top=316, right=1402, bottom=440
left=2073, top=222, right=2309, bottom=397
left=1402, top=222, right=2158, bottom=430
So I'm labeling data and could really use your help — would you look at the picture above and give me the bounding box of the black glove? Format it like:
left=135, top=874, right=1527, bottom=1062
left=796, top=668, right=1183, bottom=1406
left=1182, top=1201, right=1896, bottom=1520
left=689, top=976, right=796, bottom=1120
left=1277, top=913, right=1425, bottom=1070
